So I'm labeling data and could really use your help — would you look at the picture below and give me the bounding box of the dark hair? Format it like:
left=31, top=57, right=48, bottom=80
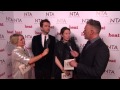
left=60, top=27, right=70, bottom=40
left=40, top=19, right=50, bottom=27
left=87, top=19, right=101, bottom=33
left=60, top=27, right=70, bottom=34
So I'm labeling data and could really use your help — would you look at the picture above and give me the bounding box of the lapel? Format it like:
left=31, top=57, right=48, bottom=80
left=82, top=38, right=102, bottom=54
left=48, top=35, right=51, bottom=45
left=38, top=34, right=44, bottom=49
left=39, top=34, right=51, bottom=49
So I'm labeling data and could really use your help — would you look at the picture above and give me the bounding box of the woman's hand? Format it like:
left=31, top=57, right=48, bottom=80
left=42, top=48, right=49, bottom=57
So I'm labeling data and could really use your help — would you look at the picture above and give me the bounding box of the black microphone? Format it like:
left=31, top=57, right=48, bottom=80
left=44, top=39, right=50, bottom=49
left=44, top=39, right=50, bottom=60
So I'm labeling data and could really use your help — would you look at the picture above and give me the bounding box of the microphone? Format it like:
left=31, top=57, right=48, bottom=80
left=67, top=41, right=73, bottom=51
left=44, top=39, right=50, bottom=49
left=44, top=39, right=50, bottom=60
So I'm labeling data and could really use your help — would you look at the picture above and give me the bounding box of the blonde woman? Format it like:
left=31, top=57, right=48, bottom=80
left=10, top=34, right=49, bottom=79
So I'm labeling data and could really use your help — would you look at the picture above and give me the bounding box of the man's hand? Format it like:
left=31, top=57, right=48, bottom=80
left=70, top=50, right=79, bottom=58
left=69, top=60, right=78, bottom=67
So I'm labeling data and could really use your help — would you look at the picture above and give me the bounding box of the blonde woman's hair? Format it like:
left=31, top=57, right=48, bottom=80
left=10, top=34, right=24, bottom=45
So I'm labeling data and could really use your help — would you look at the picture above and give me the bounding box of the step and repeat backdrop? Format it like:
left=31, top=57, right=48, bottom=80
left=0, top=11, right=120, bottom=79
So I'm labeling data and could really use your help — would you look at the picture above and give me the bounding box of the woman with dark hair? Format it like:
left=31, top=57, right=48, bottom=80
left=54, top=27, right=80, bottom=79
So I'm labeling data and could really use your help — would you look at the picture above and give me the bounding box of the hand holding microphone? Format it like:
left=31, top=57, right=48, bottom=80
left=70, top=51, right=79, bottom=58
left=67, top=42, right=73, bottom=51
left=43, top=38, right=50, bottom=59
left=67, top=41, right=79, bottom=58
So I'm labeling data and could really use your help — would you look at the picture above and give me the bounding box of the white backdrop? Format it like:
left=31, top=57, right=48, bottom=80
left=0, top=11, right=120, bottom=79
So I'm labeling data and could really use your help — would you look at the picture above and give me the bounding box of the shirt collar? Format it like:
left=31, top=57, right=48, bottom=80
left=90, top=36, right=100, bottom=44
left=41, top=33, right=49, bottom=38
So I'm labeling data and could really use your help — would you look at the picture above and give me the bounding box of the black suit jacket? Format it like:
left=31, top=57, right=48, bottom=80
left=32, top=34, right=55, bottom=74
left=76, top=38, right=110, bottom=79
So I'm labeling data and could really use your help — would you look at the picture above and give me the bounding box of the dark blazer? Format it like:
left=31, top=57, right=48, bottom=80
left=32, top=34, right=55, bottom=78
left=76, top=38, right=110, bottom=79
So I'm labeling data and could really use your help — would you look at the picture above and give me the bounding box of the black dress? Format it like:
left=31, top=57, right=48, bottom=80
left=54, top=40, right=80, bottom=79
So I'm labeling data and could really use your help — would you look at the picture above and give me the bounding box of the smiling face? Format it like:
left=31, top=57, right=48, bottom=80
left=17, top=35, right=25, bottom=47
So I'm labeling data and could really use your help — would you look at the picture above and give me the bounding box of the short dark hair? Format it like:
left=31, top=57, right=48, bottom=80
left=40, top=19, right=50, bottom=27
left=87, top=19, right=101, bottom=33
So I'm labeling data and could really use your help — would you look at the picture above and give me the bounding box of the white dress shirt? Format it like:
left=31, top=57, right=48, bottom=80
left=41, top=34, right=49, bottom=47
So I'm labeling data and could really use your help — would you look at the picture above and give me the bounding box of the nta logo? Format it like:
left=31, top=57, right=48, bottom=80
left=6, top=17, right=22, bottom=23
left=105, top=69, right=115, bottom=74
left=46, top=12, right=54, bottom=17
left=69, top=12, right=79, bottom=17
left=110, top=18, right=120, bottom=24
left=108, top=45, right=119, bottom=51
left=81, top=19, right=89, bottom=24
left=24, top=35, right=33, bottom=39
left=0, top=34, right=4, bottom=39
left=96, top=11, right=108, bottom=17
left=34, top=19, right=42, bottom=24
left=56, top=19, right=67, bottom=24
left=0, top=59, right=5, bottom=64
left=24, top=12, right=32, bottom=17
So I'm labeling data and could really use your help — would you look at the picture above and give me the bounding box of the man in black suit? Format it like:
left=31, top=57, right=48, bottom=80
left=69, top=19, right=110, bottom=79
left=32, top=19, right=55, bottom=79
